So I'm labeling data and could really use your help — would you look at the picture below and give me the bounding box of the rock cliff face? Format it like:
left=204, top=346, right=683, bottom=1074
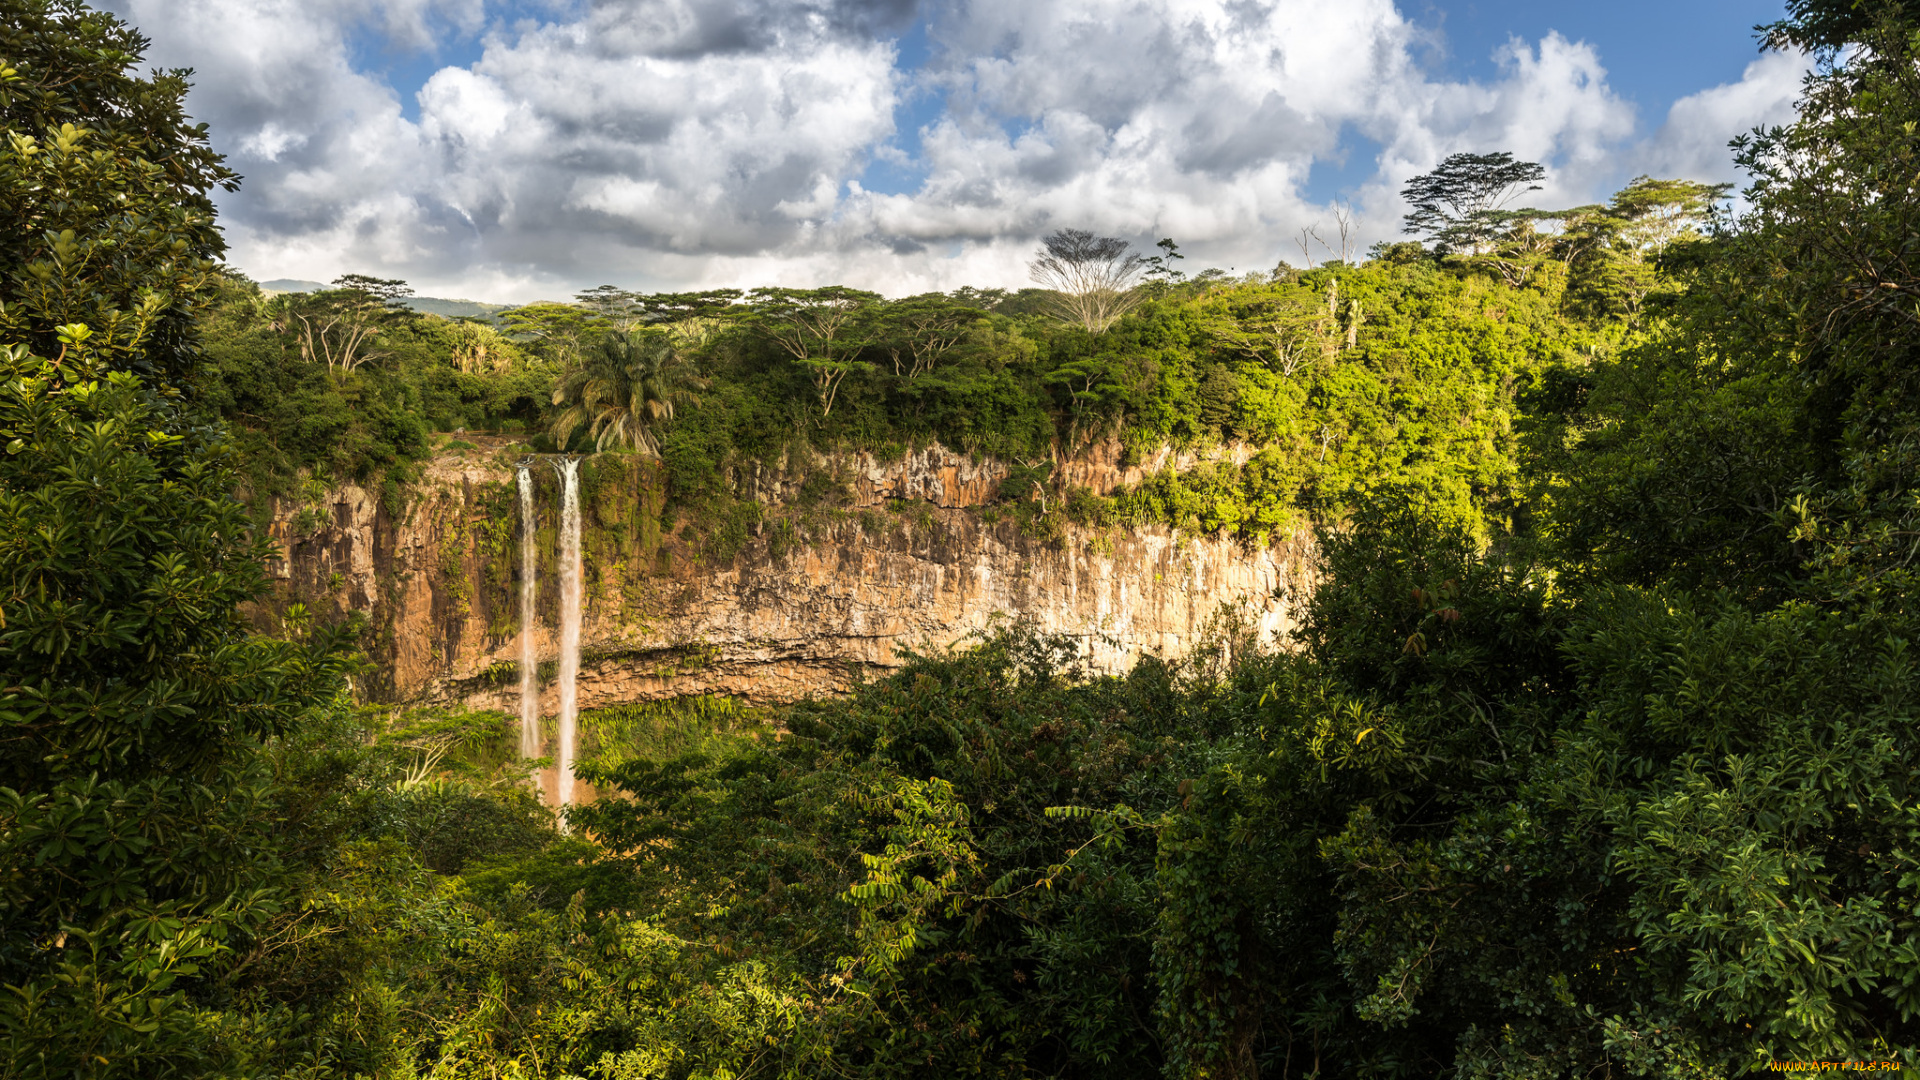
left=262, top=439, right=1315, bottom=713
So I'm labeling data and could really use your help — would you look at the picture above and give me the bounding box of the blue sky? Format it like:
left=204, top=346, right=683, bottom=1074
left=1416, top=0, right=1784, bottom=107
left=1309, top=0, right=1787, bottom=201
left=106, top=0, right=1807, bottom=299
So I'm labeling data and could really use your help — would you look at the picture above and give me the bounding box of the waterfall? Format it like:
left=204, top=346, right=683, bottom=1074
left=516, top=466, right=540, bottom=760
left=554, top=457, right=583, bottom=810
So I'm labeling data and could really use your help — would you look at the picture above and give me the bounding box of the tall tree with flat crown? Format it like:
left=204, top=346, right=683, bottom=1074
left=1400, top=152, right=1547, bottom=255
left=1028, top=228, right=1147, bottom=335
left=748, top=285, right=880, bottom=416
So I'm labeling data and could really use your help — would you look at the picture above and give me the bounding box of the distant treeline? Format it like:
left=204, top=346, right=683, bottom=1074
left=196, top=169, right=1711, bottom=543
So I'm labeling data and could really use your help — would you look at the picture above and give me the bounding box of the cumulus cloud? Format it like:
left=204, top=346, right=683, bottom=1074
left=1636, top=48, right=1809, bottom=182
left=100, top=0, right=1807, bottom=299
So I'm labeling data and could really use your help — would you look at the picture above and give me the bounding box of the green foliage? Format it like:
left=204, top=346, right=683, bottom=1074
left=192, top=274, right=555, bottom=497
left=0, top=10, right=364, bottom=1071
left=29, top=2, right=1920, bottom=1076
left=563, top=629, right=1226, bottom=1079
left=746, top=285, right=883, bottom=416
left=187, top=202, right=1614, bottom=549
left=192, top=697, right=821, bottom=1080
left=1019, top=259, right=1596, bottom=539
left=1147, top=507, right=1569, bottom=1078
left=0, top=256, right=351, bottom=1080
left=187, top=224, right=1614, bottom=544
left=1399, top=151, right=1547, bottom=254
left=0, top=0, right=237, bottom=388
left=1762, top=0, right=1920, bottom=51
left=1554, top=177, right=1729, bottom=322
left=498, top=299, right=611, bottom=368
left=465, top=23, right=1920, bottom=1075
left=551, top=327, right=707, bottom=455
left=1133, top=15, right=1920, bottom=1074
left=575, top=694, right=762, bottom=771
left=874, top=292, right=989, bottom=378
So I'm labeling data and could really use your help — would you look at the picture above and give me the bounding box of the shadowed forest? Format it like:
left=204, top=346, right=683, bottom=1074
left=6, top=0, right=1920, bottom=1076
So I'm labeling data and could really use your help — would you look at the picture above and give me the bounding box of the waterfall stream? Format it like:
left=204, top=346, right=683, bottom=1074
left=516, top=466, right=540, bottom=760
left=555, top=457, right=583, bottom=811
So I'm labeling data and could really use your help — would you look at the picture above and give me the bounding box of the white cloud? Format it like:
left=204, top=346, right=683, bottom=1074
left=101, top=0, right=1805, bottom=300
left=873, top=5, right=1635, bottom=280
left=1638, top=48, right=1809, bottom=182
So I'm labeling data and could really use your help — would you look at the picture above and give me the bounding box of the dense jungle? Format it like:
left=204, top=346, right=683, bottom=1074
left=6, top=0, right=1920, bottom=1076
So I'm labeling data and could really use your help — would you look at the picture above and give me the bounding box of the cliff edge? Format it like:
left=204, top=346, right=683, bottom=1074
left=259, top=438, right=1315, bottom=712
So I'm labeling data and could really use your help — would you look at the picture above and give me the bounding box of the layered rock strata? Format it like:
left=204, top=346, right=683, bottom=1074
left=262, top=439, right=1314, bottom=712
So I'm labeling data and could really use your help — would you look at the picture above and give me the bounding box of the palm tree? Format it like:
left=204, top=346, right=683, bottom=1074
left=549, top=328, right=705, bottom=454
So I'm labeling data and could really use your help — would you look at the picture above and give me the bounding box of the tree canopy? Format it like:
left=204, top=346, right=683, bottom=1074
left=14, top=0, right=1920, bottom=1075
left=0, top=0, right=237, bottom=388
left=1400, top=152, right=1546, bottom=254
left=1029, top=228, right=1150, bottom=335
left=550, top=327, right=706, bottom=455
left=0, top=7, right=354, bottom=1072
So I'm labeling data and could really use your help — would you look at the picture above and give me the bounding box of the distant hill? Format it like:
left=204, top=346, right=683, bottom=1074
left=258, top=278, right=328, bottom=294
left=403, top=297, right=513, bottom=319
left=256, top=279, right=509, bottom=321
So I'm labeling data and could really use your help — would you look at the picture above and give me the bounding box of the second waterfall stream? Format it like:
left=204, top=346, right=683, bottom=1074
left=515, top=458, right=585, bottom=815
left=554, top=457, right=583, bottom=810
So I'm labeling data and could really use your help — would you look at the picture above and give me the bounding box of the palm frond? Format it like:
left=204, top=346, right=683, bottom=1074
left=547, top=327, right=703, bottom=455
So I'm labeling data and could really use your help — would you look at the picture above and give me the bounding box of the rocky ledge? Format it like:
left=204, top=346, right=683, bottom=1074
left=258, top=438, right=1314, bottom=712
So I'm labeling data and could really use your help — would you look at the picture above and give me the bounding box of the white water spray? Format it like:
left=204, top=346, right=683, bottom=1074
left=555, top=457, right=583, bottom=810
left=516, top=465, right=540, bottom=760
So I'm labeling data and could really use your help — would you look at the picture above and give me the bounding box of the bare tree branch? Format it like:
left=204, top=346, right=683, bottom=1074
left=1029, top=229, right=1147, bottom=335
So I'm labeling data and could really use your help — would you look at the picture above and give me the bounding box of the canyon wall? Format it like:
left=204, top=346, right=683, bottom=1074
left=263, top=438, right=1315, bottom=714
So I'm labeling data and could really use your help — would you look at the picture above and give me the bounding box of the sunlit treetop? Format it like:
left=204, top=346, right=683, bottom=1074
left=0, top=0, right=237, bottom=387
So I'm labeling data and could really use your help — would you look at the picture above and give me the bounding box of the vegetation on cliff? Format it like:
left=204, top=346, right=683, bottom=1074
left=189, top=171, right=1690, bottom=544
left=7, top=0, right=1920, bottom=1076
